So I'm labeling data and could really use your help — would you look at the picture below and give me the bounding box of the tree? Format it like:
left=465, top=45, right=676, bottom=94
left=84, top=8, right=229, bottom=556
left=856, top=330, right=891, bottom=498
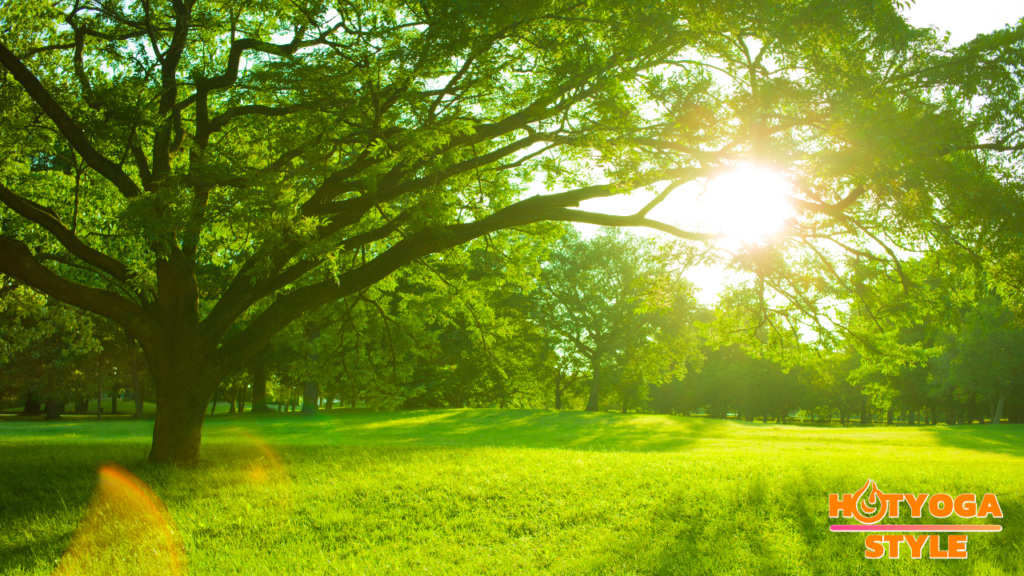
left=2, top=0, right=1021, bottom=462
left=533, top=228, right=701, bottom=411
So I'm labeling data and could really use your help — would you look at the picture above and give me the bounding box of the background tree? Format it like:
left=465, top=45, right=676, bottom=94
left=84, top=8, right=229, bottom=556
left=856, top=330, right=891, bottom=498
left=533, top=228, right=702, bottom=411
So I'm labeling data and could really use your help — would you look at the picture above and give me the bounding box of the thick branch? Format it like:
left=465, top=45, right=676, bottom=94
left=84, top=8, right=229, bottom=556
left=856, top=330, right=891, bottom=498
left=0, top=236, right=149, bottom=341
left=0, top=41, right=141, bottom=199
left=0, top=182, right=130, bottom=282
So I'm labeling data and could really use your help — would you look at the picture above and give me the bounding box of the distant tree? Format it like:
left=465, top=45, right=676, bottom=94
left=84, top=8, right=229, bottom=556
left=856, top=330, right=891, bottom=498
left=950, top=296, right=1024, bottom=424
left=533, top=229, right=701, bottom=411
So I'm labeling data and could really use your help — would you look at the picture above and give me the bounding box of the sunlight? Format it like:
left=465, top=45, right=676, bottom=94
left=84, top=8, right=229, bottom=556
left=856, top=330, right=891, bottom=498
left=700, top=166, right=795, bottom=242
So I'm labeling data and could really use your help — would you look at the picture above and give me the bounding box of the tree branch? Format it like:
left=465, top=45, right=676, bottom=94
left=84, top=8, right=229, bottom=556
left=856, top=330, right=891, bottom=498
left=0, top=41, right=141, bottom=198
left=0, top=182, right=130, bottom=282
left=0, top=236, right=149, bottom=340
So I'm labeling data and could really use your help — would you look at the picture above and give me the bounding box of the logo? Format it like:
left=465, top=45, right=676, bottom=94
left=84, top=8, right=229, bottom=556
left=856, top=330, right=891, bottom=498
left=829, top=479, right=1003, bottom=559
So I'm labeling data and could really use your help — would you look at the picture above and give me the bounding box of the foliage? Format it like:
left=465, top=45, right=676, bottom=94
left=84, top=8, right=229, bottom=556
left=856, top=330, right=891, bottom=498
left=533, top=228, right=703, bottom=411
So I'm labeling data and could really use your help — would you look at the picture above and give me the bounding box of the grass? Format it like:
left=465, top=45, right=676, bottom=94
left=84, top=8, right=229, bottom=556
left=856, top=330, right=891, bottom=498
left=1, top=410, right=1022, bottom=575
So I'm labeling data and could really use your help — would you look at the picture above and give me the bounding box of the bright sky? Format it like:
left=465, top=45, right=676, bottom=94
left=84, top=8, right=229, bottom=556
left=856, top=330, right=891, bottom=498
left=572, top=1, right=1023, bottom=305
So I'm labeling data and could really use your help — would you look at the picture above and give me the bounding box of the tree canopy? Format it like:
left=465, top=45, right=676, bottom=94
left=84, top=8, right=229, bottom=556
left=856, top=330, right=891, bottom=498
left=1, top=0, right=1022, bottom=463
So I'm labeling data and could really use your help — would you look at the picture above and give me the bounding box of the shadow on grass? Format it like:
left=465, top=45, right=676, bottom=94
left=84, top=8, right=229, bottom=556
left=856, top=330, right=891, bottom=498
left=208, top=409, right=717, bottom=454
left=927, top=424, right=1024, bottom=458
left=586, top=471, right=1022, bottom=576
left=4, top=411, right=1024, bottom=575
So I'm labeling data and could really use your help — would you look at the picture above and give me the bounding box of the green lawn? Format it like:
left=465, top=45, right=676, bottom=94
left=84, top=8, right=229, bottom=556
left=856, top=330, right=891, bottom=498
left=1, top=410, right=1021, bottom=575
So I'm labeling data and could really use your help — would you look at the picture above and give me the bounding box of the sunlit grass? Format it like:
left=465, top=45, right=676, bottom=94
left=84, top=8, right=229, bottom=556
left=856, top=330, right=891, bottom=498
left=1, top=410, right=1022, bottom=575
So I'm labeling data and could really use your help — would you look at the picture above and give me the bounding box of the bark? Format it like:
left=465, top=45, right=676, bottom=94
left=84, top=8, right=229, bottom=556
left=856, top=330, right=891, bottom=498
left=110, top=393, right=118, bottom=415
left=991, top=391, right=1007, bottom=425
left=127, top=332, right=144, bottom=419
left=886, top=409, right=893, bottom=426
left=43, top=395, right=63, bottom=420
left=250, top=358, right=269, bottom=412
left=237, top=385, right=246, bottom=414
left=149, top=374, right=213, bottom=465
left=210, top=388, right=219, bottom=415
left=75, top=398, right=89, bottom=414
left=302, top=379, right=319, bottom=414
left=21, top=390, right=41, bottom=416
left=554, top=375, right=563, bottom=410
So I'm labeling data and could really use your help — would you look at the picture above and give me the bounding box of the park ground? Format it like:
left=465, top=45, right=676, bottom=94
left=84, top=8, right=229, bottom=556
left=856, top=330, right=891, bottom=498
left=1, top=410, right=1022, bottom=575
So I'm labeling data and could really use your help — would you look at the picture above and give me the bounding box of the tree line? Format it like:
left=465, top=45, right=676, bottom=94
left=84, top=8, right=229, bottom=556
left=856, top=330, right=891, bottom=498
left=6, top=227, right=1023, bottom=426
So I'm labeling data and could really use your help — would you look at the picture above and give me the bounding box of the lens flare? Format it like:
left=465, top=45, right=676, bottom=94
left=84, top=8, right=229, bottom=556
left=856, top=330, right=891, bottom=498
left=54, top=464, right=184, bottom=576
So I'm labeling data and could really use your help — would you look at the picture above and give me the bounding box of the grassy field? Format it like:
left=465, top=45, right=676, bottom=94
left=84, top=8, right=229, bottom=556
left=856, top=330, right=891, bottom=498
left=1, top=410, right=1022, bottom=575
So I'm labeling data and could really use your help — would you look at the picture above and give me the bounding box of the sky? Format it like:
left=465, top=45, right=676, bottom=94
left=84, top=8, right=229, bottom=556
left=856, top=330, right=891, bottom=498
left=571, top=1, right=1024, bottom=305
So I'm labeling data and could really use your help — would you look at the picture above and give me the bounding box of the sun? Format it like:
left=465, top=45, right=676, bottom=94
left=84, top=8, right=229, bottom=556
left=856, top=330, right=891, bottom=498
left=700, top=166, right=795, bottom=242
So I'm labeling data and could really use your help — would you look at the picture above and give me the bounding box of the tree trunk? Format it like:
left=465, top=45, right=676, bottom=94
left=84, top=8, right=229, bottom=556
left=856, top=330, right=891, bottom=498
left=43, top=395, right=63, bottom=420
left=210, top=388, right=219, bottom=415
left=302, top=323, right=321, bottom=415
left=886, top=409, right=893, bottom=426
left=148, top=379, right=213, bottom=466
left=554, top=375, right=563, bottom=410
left=128, top=334, right=144, bottom=419
left=250, top=359, right=269, bottom=412
left=324, top=394, right=335, bottom=410
left=21, top=390, right=41, bottom=416
left=302, top=379, right=319, bottom=415
left=75, top=398, right=89, bottom=414
left=110, top=393, right=118, bottom=415
left=585, top=354, right=602, bottom=412
left=992, top=392, right=1007, bottom=425
left=237, top=385, right=246, bottom=414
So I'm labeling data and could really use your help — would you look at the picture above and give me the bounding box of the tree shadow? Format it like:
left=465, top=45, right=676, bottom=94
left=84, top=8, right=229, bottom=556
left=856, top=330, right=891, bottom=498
left=225, top=409, right=717, bottom=454
left=584, top=469, right=1021, bottom=576
left=927, top=424, right=1024, bottom=458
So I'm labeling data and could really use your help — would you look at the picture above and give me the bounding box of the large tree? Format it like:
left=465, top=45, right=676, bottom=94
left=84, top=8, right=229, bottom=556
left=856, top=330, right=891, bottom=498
left=1, top=0, right=1020, bottom=463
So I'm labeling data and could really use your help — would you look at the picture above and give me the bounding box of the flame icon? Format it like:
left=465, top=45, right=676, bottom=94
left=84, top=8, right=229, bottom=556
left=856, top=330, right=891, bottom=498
left=851, top=479, right=889, bottom=525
